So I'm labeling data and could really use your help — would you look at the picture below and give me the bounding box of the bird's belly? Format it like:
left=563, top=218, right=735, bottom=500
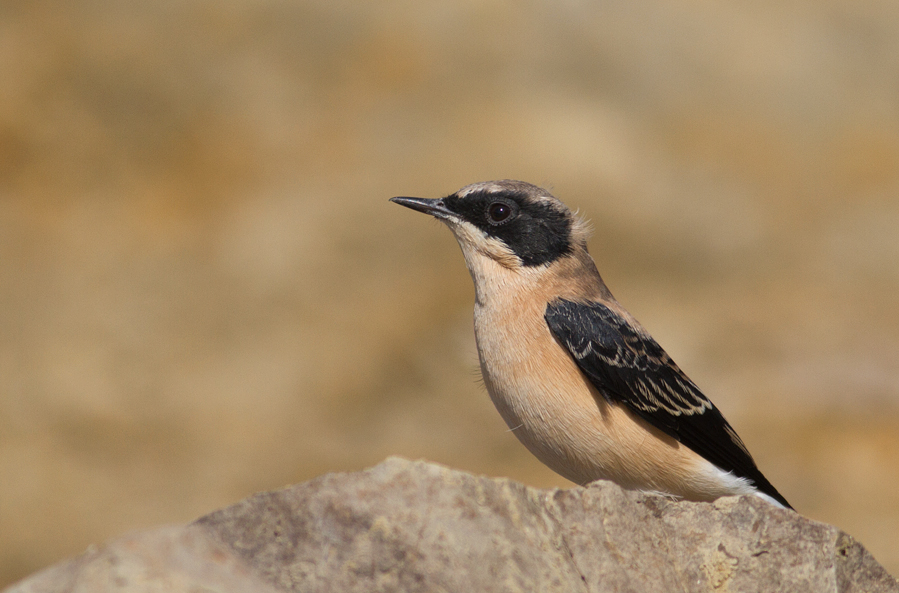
left=474, top=317, right=742, bottom=500
left=478, top=351, right=648, bottom=487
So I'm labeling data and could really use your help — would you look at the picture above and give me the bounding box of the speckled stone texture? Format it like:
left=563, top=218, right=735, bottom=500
left=7, top=458, right=897, bottom=593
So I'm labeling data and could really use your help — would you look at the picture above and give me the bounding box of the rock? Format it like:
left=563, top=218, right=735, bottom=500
left=5, top=526, right=281, bottom=593
left=6, top=457, right=897, bottom=593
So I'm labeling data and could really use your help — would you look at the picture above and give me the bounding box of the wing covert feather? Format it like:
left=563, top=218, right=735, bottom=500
left=545, top=299, right=790, bottom=508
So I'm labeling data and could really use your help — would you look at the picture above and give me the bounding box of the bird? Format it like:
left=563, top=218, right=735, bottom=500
left=390, top=180, right=792, bottom=509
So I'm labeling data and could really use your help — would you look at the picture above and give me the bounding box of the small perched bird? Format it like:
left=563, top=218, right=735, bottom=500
left=391, top=180, right=791, bottom=509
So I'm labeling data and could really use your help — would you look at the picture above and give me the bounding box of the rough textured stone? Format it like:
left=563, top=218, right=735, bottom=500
left=7, top=458, right=897, bottom=593
left=4, top=525, right=280, bottom=593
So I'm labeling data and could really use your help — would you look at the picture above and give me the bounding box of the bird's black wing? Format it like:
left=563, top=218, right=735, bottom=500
left=545, top=298, right=790, bottom=508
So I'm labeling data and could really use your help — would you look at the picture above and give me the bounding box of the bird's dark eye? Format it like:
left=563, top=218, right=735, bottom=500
left=486, top=201, right=516, bottom=225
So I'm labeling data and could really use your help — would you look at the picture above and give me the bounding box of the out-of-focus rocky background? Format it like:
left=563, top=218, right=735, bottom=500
left=1, top=0, right=897, bottom=585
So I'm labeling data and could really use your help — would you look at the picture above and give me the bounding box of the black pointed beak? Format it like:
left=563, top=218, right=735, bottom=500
left=390, top=196, right=454, bottom=219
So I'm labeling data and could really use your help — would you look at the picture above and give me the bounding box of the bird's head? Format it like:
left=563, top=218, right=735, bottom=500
left=391, top=180, right=591, bottom=272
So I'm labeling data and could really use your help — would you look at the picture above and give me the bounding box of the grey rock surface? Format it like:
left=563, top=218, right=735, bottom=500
left=7, top=457, right=897, bottom=593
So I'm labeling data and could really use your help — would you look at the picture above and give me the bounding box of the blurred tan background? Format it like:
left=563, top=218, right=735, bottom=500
left=2, top=0, right=899, bottom=585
